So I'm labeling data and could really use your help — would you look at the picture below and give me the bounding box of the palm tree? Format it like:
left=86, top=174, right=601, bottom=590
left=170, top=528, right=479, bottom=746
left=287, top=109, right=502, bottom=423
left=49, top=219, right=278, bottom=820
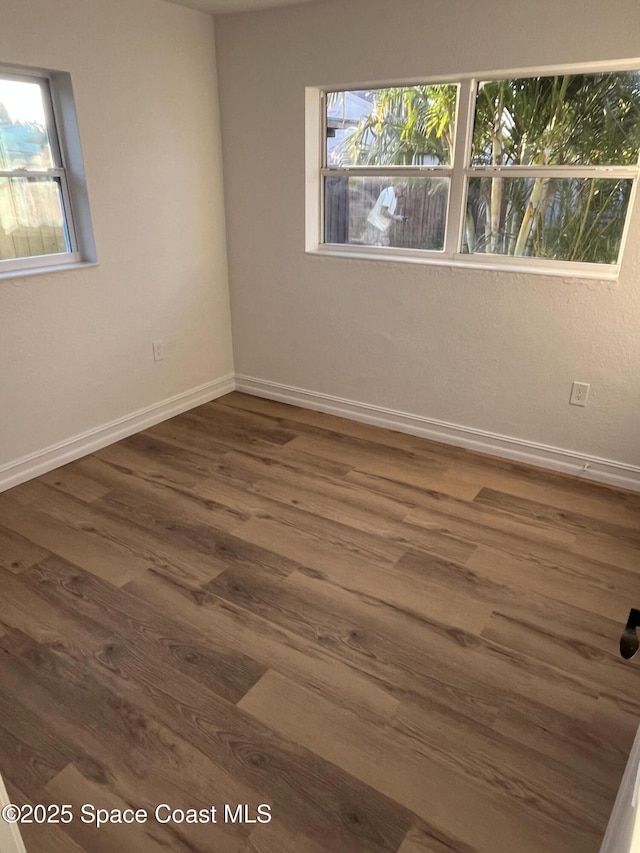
left=470, top=72, right=640, bottom=262
left=338, top=84, right=457, bottom=166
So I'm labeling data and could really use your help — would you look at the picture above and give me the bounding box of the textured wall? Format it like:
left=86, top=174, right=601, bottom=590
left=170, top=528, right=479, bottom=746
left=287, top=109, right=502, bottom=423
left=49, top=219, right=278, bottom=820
left=0, top=0, right=233, bottom=468
left=215, top=0, right=640, bottom=466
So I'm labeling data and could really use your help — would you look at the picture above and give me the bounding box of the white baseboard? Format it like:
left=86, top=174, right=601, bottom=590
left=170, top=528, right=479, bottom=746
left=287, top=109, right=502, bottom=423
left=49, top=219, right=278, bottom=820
left=0, top=374, right=236, bottom=494
left=3, top=371, right=639, bottom=495
left=0, top=774, right=26, bottom=853
left=235, top=374, right=640, bottom=493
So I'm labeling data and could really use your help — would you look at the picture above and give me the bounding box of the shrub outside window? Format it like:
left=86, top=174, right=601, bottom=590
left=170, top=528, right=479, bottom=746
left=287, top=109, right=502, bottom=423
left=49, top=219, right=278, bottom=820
left=319, top=67, right=640, bottom=276
left=0, top=66, right=94, bottom=276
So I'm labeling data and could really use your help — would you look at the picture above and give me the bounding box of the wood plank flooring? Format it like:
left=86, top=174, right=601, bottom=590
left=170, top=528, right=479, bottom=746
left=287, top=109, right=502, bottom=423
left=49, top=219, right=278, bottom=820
left=1, top=391, right=639, bottom=852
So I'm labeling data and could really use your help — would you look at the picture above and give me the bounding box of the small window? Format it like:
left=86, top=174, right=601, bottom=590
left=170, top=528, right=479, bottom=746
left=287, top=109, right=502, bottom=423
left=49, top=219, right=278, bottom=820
left=0, top=66, right=94, bottom=277
left=316, top=67, right=640, bottom=276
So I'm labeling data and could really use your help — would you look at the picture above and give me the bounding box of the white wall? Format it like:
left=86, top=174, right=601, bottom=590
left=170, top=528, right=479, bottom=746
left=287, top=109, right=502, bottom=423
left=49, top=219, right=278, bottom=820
left=215, top=0, right=640, bottom=470
left=0, top=0, right=233, bottom=481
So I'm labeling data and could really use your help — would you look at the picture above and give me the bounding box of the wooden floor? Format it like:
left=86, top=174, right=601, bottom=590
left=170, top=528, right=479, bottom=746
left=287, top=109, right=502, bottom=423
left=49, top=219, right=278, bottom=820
left=1, top=393, right=640, bottom=853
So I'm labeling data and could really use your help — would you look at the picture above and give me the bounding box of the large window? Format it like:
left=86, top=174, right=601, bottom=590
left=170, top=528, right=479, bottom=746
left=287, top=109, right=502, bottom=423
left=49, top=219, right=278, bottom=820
left=0, top=66, right=94, bottom=277
left=316, top=66, right=640, bottom=276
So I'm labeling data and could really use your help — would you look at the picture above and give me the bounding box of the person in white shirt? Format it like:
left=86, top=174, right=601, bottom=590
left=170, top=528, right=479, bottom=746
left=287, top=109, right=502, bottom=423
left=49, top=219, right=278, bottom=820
left=366, top=183, right=408, bottom=246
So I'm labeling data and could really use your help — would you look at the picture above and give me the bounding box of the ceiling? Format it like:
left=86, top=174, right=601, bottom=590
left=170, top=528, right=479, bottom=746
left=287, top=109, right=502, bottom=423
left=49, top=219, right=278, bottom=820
left=163, top=0, right=318, bottom=15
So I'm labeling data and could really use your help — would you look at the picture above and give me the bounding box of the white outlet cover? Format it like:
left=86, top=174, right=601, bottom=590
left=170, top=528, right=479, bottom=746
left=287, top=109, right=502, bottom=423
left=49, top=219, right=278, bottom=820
left=570, top=381, right=590, bottom=406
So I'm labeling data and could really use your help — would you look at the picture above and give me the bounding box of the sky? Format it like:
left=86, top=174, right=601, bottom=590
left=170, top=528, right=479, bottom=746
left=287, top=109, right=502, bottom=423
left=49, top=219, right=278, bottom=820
left=0, top=79, right=47, bottom=125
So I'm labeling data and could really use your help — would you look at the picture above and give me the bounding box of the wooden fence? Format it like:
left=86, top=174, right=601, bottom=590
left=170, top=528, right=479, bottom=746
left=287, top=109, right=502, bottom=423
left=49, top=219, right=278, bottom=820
left=0, top=179, right=66, bottom=261
left=325, top=177, right=448, bottom=250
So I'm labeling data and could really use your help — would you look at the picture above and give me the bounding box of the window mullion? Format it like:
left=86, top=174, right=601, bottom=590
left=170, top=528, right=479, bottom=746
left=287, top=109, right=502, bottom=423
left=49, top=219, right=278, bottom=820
left=0, top=169, right=65, bottom=178
left=321, top=167, right=450, bottom=177
left=445, top=78, right=476, bottom=256
left=466, top=165, right=638, bottom=179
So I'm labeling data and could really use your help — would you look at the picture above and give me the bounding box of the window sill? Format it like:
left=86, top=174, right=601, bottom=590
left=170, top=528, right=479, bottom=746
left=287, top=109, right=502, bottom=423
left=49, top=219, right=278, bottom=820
left=0, top=260, right=98, bottom=282
left=307, top=246, right=620, bottom=281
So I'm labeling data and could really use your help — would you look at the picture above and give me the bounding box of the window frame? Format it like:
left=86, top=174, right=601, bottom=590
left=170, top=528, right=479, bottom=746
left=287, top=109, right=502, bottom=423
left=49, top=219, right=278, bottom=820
left=309, top=59, right=640, bottom=279
left=0, top=64, right=95, bottom=279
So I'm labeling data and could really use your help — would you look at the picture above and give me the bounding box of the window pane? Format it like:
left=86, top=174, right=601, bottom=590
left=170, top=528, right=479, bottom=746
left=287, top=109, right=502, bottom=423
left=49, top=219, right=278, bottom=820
left=325, top=176, right=449, bottom=250
left=0, top=177, right=69, bottom=260
left=463, top=176, right=632, bottom=264
left=472, top=72, right=640, bottom=167
left=326, top=85, right=458, bottom=167
left=0, top=78, right=54, bottom=169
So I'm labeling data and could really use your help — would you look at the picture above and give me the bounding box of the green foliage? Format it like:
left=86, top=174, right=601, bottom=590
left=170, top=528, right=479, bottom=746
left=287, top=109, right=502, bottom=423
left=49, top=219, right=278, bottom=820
left=470, top=72, right=640, bottom=263
left=473, top=72, right=640, bottom=167
left=340, top=85, right=457, bottom=166
left=467, top=177, right=631, bottom=263
left=338, top=72, right=640, bottom=264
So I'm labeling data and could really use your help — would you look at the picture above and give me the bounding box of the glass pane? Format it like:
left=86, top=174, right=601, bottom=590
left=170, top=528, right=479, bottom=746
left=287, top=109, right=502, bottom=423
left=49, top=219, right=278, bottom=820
left=0, top=78, right=54, bottom=169
left=463, top=176, right=632, bottom=264
left=325, top=176, right=449, bottom=250
left=0, top=177, right=69, bottom=260
left=472, top=72, right=640, bottom=166
left=326, top=85, right=458, bottom=167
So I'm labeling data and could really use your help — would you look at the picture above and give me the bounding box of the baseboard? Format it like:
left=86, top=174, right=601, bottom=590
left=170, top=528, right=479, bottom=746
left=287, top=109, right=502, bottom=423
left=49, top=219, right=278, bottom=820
left=0, top=374, right=236, bottom=494
left=235, top=374, right=640, bottom=493
left=4, top=371, right=639, bottom=495
left=0, top=773, right=26, bottom=853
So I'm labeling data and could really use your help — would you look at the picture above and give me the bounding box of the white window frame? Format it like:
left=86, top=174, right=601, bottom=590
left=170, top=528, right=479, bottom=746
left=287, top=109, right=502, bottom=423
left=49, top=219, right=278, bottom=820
left=306, top=58, right=640, bottom=280
left=0, top=64, right=96, bottom=279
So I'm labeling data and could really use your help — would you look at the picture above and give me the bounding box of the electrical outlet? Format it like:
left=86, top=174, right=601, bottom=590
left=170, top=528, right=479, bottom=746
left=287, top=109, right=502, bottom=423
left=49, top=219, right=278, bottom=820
left=152, top=340, right=165, bottom=361
left=570, top=381, right=590, bottom=407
